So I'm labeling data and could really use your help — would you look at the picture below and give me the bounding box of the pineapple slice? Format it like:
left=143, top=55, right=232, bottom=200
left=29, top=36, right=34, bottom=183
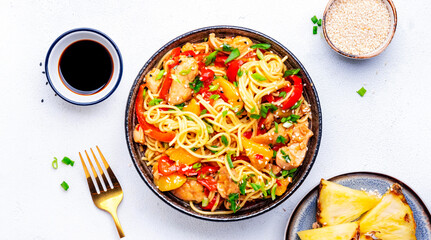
left=317, top=179, right=381, bottom=226
left=298, top=222, right=360, bottom=240
left=359, top=183, right=416, bottom=240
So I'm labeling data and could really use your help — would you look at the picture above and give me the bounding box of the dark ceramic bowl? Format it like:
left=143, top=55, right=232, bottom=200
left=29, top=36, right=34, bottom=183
left=125, top=26, right=322, bottom=221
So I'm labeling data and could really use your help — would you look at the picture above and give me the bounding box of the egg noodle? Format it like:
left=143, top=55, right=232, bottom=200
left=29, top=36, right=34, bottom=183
left=135, top=33, right=313, bottom=214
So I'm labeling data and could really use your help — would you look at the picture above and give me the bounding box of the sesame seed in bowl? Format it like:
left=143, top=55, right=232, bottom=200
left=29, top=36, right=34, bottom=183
left=322, top=0, right=397, bottom=59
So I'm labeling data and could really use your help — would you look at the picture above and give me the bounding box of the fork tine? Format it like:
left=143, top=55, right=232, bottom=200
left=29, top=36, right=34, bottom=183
left=90, top=148, right=111, bottom=189
left=85, top=150, right=104, bottom=192
left=96, top=146, right=121, bottom=188
left=79, top=152, right=97, bottom=194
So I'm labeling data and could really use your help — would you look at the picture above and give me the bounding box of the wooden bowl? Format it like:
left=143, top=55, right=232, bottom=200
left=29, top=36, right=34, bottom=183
left=125, top=26, right=322, bottom=221
left=322, top=0, right=397, bottom=59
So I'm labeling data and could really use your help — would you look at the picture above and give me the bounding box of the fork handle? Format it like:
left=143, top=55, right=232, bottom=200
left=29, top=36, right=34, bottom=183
left=109, top=211, right=125, bottom=238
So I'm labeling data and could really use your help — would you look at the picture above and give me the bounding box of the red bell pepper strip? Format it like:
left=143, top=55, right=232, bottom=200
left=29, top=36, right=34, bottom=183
left=199, top=166, right=219, bottom=175
left=177, top=164, right=198, bottom=176
left=197, top=177, right=217, bottom=191
left=200, top=67, right=215, bottom=87
left=158, top=156, right=178, bottom=176
left=158, top=70, right=172, bottom=101
left=135, top=85, right=176, bottom=142
left=226, top=59, right=244, bottom=82
left=243, top=131, right=252, bottom=139
left=281, top=75, right=303, bottom=110
left=214, top=54, right=228, bottom=68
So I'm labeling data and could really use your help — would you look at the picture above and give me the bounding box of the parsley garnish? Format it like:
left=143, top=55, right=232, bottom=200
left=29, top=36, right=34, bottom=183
left=189, top=76, right=203, bottom=93
left=276, top=135, right=287, bottom=144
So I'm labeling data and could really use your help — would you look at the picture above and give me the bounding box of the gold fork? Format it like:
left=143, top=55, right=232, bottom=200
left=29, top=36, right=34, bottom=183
left=79, top=146, right=125, bottom=238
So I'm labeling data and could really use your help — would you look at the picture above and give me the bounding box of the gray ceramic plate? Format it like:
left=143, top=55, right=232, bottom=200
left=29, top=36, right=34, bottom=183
left=125, top=26, right=322, bottom=221
left=285, top=172, right=431, bottom=239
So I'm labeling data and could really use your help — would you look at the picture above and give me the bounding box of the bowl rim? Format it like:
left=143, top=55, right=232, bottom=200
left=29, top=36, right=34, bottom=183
left=45, top=27, right=123, bottom=106
left=322, top=0, right=398, bottom=59
left=125, top=25, right=323, bottom=221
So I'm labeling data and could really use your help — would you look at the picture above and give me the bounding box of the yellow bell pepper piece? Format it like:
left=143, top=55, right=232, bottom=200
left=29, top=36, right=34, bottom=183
left=275, top=178, right=291, bottom=196
left=154, top=173, right=187, bottom=192
left=165, top=147, right=201, bottom=165
left=212, top=78, right=244, bottom=113
left=183, top=98, right=200, bottom=116
left=241, top=137, right=273, bottom=170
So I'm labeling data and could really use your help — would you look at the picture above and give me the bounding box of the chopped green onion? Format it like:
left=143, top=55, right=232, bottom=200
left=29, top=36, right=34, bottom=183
left=206, top=123, right=214, bottom=134
left=222, top=110, right=228, bottom=118
left=271, top=185, right=277, bottom=200
left=210, top=94, right=220, bottom=101
left=201, top=197, right=209, bottom=207
left=273, top=150, right=277, bottom=159
left=250, top=107, right=256, bottom=113
left=179, top=67, right=192, bottom=76
left=221, top=135, right=229, bottom=146
left=156, top=69, right=165, bottom=80
left=205, top=50, right=219, bottom=66
left=189, top=76, right=204, bottom=93
left=274, top=122, right=279, bottom=133
left=176, top=103, right=185, bottom=110
left=311, top=15, right=318, bottom=24
left=225, top=48, right=240, bottom=64
left=256, top=49, right=264, bottom=60
left=261, top=184, right=267, bottom=197
left=251, top=73, right=266, bottom=81
left=260, top=103, right=277, bottom=118
left=269, top=170, right=277, bottom=178
left=282, top=168, right=297, bottom=178
left=208, top=84, right=219, bottom=91
left=237, top=69, right=243, bottom=77
left=233, top=81, right=239, bottom=88
left=60, top=181, right=69, bottom=191
left=185, top=116, right=194, bottom=121
left=251, top=183, right=260, bottom=191
left=192, top=148, right=198, bottom=152
left=317, top=19, right=322, bottom=26
left=250, top=43, right=271, bottom=50
left=357, top=87, right=367, bottom=97
left=222, top=43, right=234, bottom=52
left=239, top=176, right=248, bottom=195
left=200, top=109, right=208, bottom=115
left=61, top=157, right=75, bottom=166
left=283, top=122, right=293, bottom=129
left=276, top=135, right=287, bottom=144
left=291, top=100, right=303, bottom=110
left=250, top=114, right=260, bottom=119
left=313, top=26, right=318, bottom=35
left=203, top=37, right=208, bottom=42
left=52, top=157, right=58, bottom=169
left=148, top=98, right=163, bottom=106
left=142, top=88, right=147, bottom=99
left=223, top=75, right=228, bottom=80
left=192, top=162, right=202, bottom=169
left=228, top=193, right=239, bottom=213
left=283, top=68, right=301, bottom=77
left=227, top=152, right=234, bottom=168
left=279, top=91, right=287, bottom=98
left=236, top=108, right=244, bottom=116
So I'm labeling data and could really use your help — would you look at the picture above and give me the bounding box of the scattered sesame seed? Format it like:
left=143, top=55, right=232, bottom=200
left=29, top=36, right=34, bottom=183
left=325, top=0, right=391, bottom=56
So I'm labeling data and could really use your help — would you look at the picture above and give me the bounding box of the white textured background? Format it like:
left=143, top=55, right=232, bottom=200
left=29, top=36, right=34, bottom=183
left=1, top=0, right=430, bottom=239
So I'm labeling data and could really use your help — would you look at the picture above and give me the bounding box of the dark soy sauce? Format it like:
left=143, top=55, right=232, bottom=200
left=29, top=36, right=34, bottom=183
left=59, top=40, right=112, bottom=94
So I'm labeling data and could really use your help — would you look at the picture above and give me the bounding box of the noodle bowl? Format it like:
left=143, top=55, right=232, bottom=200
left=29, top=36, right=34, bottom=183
left=126, top=27, right=321, bottom=220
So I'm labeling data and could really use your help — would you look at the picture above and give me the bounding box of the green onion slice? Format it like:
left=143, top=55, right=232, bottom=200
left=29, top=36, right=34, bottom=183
left=156, top=69, right=165, bottom=80
left=357, top=87, right=367, bottom=97
left=284, top=68, right=300, bottom=77
left=250, top=43, right=271, bottom=50
left=256, top=49, right=264, bottom=60
left=52, top=157, right=58, bottom=169
left=221, top=135, right=229, bottom=146
left=208, top=84, right=219, bottom=92
left=311, top=15, right=318, bottom=24
left=251, top=73, right=266, bottom=81
left=60, top=181, right=69, bottom=191
left=313, top=26, right=318, bottom=35
left=205, top=50, right=219, bottom=66
left=227, top=152, right=234, bottom=168
left=61, top=157, right=74, bottom=166
left=202, top=197, right=209, bottom=207
left=225, top=48, right=240, bottom=64
left=271, top=185, right=277, bottom=200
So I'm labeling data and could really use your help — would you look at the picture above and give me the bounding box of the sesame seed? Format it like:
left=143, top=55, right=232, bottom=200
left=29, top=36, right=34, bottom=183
left=325, top=0, right=391, bottom=56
